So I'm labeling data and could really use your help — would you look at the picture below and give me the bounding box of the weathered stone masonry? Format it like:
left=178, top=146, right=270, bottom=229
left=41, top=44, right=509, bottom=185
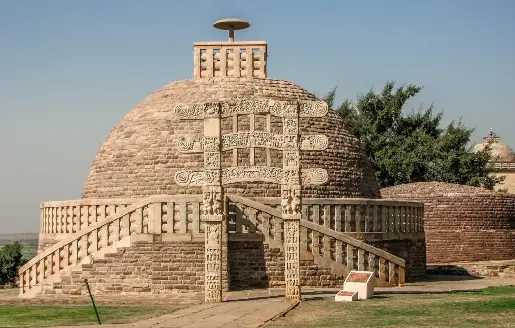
left=54, top=240, right=229, bottom=295
left=382, top=182, right=515, bottom=264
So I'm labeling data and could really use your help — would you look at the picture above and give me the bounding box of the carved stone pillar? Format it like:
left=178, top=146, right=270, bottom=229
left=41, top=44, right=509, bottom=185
left=281, top=102, right=302, bottom=301
left=202, top=103, right=223, bottom=303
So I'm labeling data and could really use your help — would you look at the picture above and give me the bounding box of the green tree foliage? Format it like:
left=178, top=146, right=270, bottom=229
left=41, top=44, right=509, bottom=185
left=325, top=81, right=504, bottom=189
left=0, top=242, right=25, bottom=285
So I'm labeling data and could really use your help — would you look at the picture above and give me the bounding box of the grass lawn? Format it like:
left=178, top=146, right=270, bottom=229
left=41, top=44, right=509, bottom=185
left=0, top=304, right=178, bottom=327
left=268, top=286, right=515, bottom=328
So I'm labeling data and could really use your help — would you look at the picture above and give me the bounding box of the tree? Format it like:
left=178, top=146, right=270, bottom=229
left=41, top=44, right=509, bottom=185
left=0, top=242, right=25, bottom=286
left=325, top=81, right=503, bottom=189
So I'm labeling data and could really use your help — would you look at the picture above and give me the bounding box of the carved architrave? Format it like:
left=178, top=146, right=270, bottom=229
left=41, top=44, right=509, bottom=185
left=174, top=167, right=328, bottom=186
left=172, top=99, right=328, bottom=120
left=222, top=166, right=283, bottom=184
left=178, top=133, right=328, bottom=153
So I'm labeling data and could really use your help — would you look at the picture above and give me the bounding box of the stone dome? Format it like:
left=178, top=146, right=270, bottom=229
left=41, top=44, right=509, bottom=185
left=381, top=181, right=494, bottom=197
left=82, top=77, right=380, bottom=199
left=473, top=131, right=515, bottom=162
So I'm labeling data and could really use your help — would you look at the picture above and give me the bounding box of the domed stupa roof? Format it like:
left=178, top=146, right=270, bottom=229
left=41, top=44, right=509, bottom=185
left=82, top=19, right=380, bottom=199
left=473, top=129, right=515, bottom=162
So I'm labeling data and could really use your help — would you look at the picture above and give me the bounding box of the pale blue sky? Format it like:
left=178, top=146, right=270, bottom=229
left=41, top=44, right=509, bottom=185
left=1, top=0, right=514, bottom=233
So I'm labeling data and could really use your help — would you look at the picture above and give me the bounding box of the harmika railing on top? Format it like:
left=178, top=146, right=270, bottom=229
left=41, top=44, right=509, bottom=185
left=254, top=197, right=424, bottom=239
left=227, top=195, right=408, bottom=286
left=20, top=195, right=203, bottom=294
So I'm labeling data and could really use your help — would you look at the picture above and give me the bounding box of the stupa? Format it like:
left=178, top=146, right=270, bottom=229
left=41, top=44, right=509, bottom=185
left=473, top=129, right=515, bottom=193
left=20, top=18, right=426, bottom=302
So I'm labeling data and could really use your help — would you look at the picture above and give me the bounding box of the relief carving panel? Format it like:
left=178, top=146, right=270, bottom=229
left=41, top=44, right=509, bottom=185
left=177, top=133, right=328, bottom=153
left=172, top=99, right=328, bottom=120
left=174, top=167, right=328, bottom=186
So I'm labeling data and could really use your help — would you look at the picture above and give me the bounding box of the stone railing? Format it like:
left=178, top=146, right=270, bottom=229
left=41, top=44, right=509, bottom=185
left=20, top=195, right=202, bottom=295
left=40, top=199, right=138, bottom=234
left=490, top=162, right=515, bottom=170
left=227, top=195, right=407, bottom=286
left=193, top=41, right=267, bottom=78
left=255, top=198, right=424, bottom=240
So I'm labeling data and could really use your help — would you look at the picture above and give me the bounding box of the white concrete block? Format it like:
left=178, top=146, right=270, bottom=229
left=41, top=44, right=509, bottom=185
left=343, top=271, right=375, bottom=300
left=334, top=290, right=358, bottom=302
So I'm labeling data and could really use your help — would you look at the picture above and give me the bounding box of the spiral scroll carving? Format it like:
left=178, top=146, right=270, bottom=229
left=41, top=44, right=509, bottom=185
left=302, top=168, right=329, bottom=185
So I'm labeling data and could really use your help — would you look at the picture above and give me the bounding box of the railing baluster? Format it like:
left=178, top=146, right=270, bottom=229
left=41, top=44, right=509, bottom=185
left=357, top=249, right=365, bottom=270
left=235, top=204, right=243, bottom=233
left=344, top=205, right=352, bottom=232
left=192, top=201, right=200, bottom=233
left=90, top=206, right=97, bottom=226
left=389, top=261, right=396, bottom=285
left=379, top=257, right=387, bottom=283
left=372, top=205, right=380, bottom=232
left=355, top=205, right=362, bottom=233
left=334, top=205, right=342, bottom=232
left=263, top=214, right=271, bottom=239
left=323, top=205, right=331, bottom=258
left=312, top=205, right=320, bottom=255
left=346, top=244, right=355, bottom=269
left=90, top=230, right=98, bottom=254
left=167, top=202, right=175, bottom=233
left=248, top=209, right=257, bottom=233
left=368, top=253, right=377, bottom=276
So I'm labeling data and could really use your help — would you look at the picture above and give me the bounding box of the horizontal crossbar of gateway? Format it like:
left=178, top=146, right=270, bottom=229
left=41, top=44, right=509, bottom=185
left=172, top=99, right=329, bottom=119
left=174, top=167, right=329, bottom=186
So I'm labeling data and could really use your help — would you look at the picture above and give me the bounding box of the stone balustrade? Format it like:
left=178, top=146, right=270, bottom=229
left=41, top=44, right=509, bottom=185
left=193, top=41, right=267, bottom=78
left=21, top=195, right=203, bottom=295
left=227, top=196, right=410, bottom=286
left=40, top=199, right=137, bottom=234
left=253, top=198, right=424, bottom=240
left=490, top=162, right=515, bottom=170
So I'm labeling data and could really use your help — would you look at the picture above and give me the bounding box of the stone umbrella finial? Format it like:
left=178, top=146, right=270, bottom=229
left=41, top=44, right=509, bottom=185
left=213, top=18, right=250, bottom=42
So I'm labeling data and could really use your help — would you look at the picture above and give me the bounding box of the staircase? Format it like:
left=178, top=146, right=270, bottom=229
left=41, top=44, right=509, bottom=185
left=20, top=195, right=422, bottom=297
left=227, top=196, right=409, bottom=287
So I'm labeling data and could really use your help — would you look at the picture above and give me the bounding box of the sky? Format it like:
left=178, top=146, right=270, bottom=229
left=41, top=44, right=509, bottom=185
left=0, top=0, right=514, bottom=233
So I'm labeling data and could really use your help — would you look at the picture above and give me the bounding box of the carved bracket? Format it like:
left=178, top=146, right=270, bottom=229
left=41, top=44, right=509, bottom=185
left=172, top=99, right=328, bottom=120
left=177, top=133, right=328, bottom=153
left=174, top=167, right=328, bottom=186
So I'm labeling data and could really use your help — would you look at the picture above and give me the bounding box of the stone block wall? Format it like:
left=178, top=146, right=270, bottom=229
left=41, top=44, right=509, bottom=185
left=54, top=240, right=228, bottom=295
left=51, top=236, right=424, bottom=296
left=382, top=182, right=515, bottom=264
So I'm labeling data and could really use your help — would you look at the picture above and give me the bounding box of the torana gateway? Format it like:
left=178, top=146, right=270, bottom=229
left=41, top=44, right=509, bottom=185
left=19, top=18, right=427, bottom=302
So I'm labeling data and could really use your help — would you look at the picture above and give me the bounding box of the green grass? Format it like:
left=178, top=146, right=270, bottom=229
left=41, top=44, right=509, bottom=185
left=268, top=286, right=515, bottom=328
left=0, top=305, right=177, bottom=327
